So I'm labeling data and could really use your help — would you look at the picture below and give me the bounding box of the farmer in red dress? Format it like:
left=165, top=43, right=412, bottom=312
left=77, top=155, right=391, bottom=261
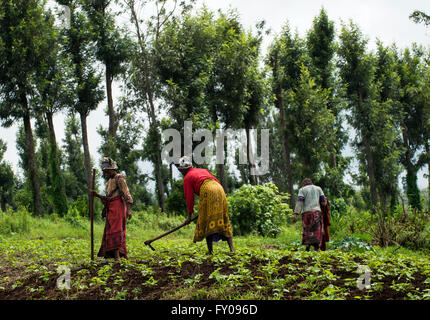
left=91, top=157, right=133, bottom=260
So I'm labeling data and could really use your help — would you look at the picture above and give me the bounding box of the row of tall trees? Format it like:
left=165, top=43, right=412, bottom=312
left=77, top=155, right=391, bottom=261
left=266, top=10, right=430, bottom=213
left=0, top=1, right=428, bottom=215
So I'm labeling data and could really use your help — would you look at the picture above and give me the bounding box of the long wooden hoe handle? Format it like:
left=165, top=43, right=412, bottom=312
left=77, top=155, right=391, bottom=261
left=144, top=214, right=199, bottom=251
left=90, top=168, right=96, bottom=260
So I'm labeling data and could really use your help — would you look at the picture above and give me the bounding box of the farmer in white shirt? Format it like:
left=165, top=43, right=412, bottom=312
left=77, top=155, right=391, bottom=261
left=293, top=178, right=327, bottom=251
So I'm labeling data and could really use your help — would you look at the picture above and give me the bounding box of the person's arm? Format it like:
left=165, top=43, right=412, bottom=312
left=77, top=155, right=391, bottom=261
left=117, top=176, right=133, bottom=219
left=90, top=190, right=107, bottom=203
left=293, top=188, right=305, bottom=222
left=320, top=194, right=327, bottom=236
left=292, top=197, right=304, bottom=222
left=183, top=178, right=194, bottom=223
left=319, top=193, right=327, bottom=207
left=117, top=176, right=133, bottom=203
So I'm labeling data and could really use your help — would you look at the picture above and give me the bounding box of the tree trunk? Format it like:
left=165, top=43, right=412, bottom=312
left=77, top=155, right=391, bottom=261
left=363, top=134, right=378, bottom=213
left=169, top=162, right=174, bottom=192
left=106, top=67, right=116, bottom=138
left=401, top=126, right=422, bottom=210
left=1, top=192, right=6, bottom=212
left=79, top=112, right=92, bottom=196
left=154, top=155, right=165, bottom=212
left=405, top=165, right=421, bottom=210
left=217, top=163, right=227, bottom=190
left=425, top=141, right=430, bottom=212
left=357, top=91, right=378, bottom=213
left=239, top=165, right=248, bottom=184
left=46, top=112, right=68, bottom=215
left=330, top=152, right=337, bottom=169
left=100, top=3, right=116, bottom=139
left=46, top=112, right=57, bottom=144
left=328, top=100, right=338, bottom=170
left=270, top=50, right=295, bottom=208
left=216, top=150, right=226, bottom=190
left=129, top=1, right=166, bottom=211
left=277, top=85, right=295, bottom=209
left=379, top=191, right=387, bottom=213
left=23, top=109, right=43, bottom=216
left=246, top=128, right=258, bottom=185
left=147, top=94, right=165, bottom=212
left=210, top=106, right=227, bottom=191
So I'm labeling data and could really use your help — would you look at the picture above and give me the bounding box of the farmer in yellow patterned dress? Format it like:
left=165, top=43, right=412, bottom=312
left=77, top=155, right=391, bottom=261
left=175, top=156, right=234, bottom=254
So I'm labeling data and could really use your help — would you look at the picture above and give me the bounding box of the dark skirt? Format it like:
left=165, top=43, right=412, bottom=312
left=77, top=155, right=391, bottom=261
left=98, top=197, right=128, bottom=259
left=301, top=210, right=322, bottom=246
left=207, top=233, right=229, bottom=242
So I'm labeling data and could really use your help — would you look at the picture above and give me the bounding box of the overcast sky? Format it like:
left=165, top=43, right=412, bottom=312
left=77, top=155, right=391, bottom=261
left=203, top=0, right=430, bottom=50
left=1, top=0, right=429, bottom=189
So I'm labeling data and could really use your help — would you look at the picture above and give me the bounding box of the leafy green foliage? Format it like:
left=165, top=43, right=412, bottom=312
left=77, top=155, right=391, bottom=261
left=165, top=180, right=187, bottom=216
left=62, top=115, right=88, bottom=200
left=285, top=65, right=337, bottom=183
left=306, top=8, right=335, bottom=90
left=0, top=223, right=429, bottom=300
left=409, top=10, right=430, bottom=26
left=228, top=183, right=291, bottom=237
left=0, top=0, right=59, bottom=215
left=0, top=205, right=429, bottom=300
left=329, top=197, right=348, bottom=221
left=371, top=209, right=430, bottom=250
left=329, top=237, right=374, bottom=253
left=0, top=207, right=30, bottom=235
left=395, top=46, right=428, bottom=211
left=337, top=22, right=405, bottom=213
left=64, top=197, right=89, bottom=229
left=1, top=6, right=430, bottom=304
left=0, top=140, right=16, bottom=212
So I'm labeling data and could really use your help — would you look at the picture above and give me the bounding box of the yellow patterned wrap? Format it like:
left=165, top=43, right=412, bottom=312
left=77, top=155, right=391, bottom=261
left=193, top=179, right=233, bottom=242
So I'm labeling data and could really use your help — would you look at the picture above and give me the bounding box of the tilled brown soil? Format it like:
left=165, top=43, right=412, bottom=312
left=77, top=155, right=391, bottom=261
left=0, top=255, right=428, bottom=300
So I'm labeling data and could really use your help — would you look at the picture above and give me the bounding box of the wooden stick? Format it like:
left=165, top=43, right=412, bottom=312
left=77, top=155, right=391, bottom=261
left=90, top=168, right=96, bottom=260
left=144, top=214, right=198, bottom=250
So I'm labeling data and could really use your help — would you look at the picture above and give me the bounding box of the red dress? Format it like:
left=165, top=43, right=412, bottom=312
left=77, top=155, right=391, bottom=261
left=320, top=197, right=331, bottom=251
left=98, top=197, right=128, bottom=259
left=97, top=174, right=132, bottom=259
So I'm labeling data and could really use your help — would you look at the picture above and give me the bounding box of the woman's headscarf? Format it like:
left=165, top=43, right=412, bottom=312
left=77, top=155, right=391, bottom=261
left=175, top=156, right=193, bottom=172
left=101, top=157, right=118, bottom=171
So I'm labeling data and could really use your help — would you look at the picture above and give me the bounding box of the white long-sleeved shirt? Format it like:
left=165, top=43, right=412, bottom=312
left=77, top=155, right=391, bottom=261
left=294, top=184, right=326, bottom=214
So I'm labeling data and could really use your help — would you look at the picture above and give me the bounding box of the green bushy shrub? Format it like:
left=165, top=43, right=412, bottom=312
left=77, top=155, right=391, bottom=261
left=227, top=183, right=291, bottom=237
left=129, top=207, right=185, bottom=231
left=14, top=187, right=33, bottom=212
left=328, top=199, right=373, bottom=239
left=371, top=209, right=430, bottom=249
left=64, top=200, right=87, bottom=229
left=0, top=207, right=30, bottom=235
left=329, top=197, right=348, bottom=220
left=329, top=236, right=375, bottom=253
left=165, top=180, right=187, bottom=216
left=72, top=196, right=89, bottom=217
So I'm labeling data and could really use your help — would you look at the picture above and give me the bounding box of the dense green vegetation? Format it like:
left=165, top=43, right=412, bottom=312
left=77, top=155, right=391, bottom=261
left=0, top=205, right=429, bottom=300
left=1, top=1, right=429, bottom=217
left=0, top=1, right=429, bottom=300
